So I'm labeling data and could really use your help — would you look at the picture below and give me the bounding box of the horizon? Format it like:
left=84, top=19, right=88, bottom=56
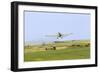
left=25, top=39, right=90, bottom=46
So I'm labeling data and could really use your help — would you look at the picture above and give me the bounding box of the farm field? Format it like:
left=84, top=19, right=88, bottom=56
left=24, top=40, right=90, bottom=62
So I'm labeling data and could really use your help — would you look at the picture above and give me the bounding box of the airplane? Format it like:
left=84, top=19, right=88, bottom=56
left=45, top=32, right=72, bottom=39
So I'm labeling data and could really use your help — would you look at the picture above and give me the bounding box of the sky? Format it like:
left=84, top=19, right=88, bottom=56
left=24, top=11, right=90, bottom=43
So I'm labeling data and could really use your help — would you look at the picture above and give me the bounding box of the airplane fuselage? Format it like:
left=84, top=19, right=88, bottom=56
left=57, top=32, right=63, bottom=39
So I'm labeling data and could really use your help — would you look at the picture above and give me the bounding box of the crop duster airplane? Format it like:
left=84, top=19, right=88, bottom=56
left=45, top=32, right=72, bottom=39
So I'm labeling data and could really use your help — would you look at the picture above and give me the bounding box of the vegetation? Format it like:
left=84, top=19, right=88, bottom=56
left=24, top=40, right=90, bottom=62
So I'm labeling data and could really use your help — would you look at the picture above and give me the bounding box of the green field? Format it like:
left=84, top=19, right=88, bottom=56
left=24, top=40, right=90, bottom=62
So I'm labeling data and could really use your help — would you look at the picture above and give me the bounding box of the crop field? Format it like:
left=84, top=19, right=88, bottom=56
left=24, top=40, right=90, bottom=62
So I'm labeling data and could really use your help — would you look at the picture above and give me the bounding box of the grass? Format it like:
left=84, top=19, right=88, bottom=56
left=24, top=47, right=90, bottom=62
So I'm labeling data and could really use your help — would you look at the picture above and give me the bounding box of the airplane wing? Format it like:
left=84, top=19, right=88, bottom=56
left=45, top=35, right=58, bottom=37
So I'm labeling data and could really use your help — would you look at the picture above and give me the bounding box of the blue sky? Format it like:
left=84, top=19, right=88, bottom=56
left=24, top=11, right=90, bottom=43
